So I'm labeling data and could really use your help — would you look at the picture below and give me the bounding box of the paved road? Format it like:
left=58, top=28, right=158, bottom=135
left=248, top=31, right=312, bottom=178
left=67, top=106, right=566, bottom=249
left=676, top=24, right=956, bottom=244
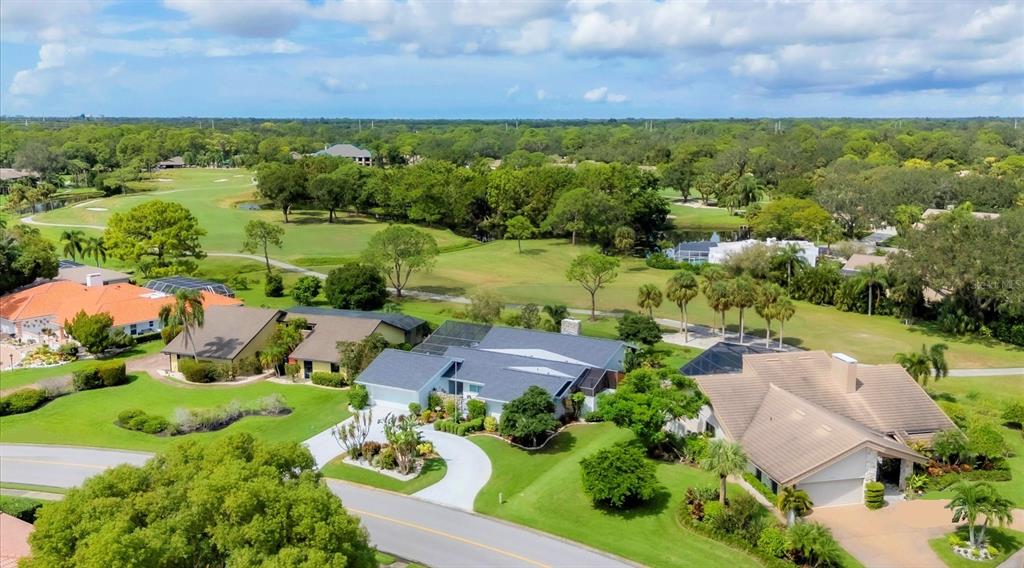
left=0, top=444, right=629, bottom=568
left=947, top=367, right=1024, bottom=377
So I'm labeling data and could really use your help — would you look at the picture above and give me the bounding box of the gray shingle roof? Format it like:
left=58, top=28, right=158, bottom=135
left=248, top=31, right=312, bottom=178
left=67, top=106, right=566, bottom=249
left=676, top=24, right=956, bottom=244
left=356, top=349, right=453, bottom=392
left=287, top=306, right=426, bottom=332
left=162, top=306, right=281, bottom=360
left=443, top=346, right=588, bottom=403
left=288, top=315, right=382, bottom=363
left=314, top=144, right=372, bottom=158
left=474, top=326, right=625, bottom=369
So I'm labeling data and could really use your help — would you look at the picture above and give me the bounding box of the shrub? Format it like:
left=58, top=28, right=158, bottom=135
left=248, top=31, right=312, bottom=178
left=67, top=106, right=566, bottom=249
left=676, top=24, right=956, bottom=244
left=467, top=398, right=487, bottom=421
left=416, top=442, right=434, bottom=456
left=161, top=324, right=181, bottom=344
left=178, top=359, right=217, bottom=383
left=361, top=441, right=382, bottom=458
left=324, top=263, right=388, bottom=310
left=427, top=392, right=443, bottom=411
left=264, top=272, right=284, bottom=297
left=616, top=313, right=662, bottom=346
left=311, top=372, right=345, bottom=388
left=483, top=415, right=498, bottom=433
left=419, top=409, right=434, bottom=423
left=456, top=418, right=484, bottom=436
left=117, top=409, right=171, bottom=434
left=58, top=342, right=79, bottom=358
left=787, top=522, right=842, bottom=568
left=443, top=399, right=458, bottom=420
left=579, top=442, right=661, bottom=508
left=702, top=500, right=724, bottom=522
left=0, top=388, right=48, bottom=416
left=864, top=481, right=885, bottom=509
left=375, top=446, right=397, bottom=470
left=991, top=318, right=1024, bottom=347
left=72, top=367, right=102, bottom=390
left=117, top=408, right=146, bottom=426
left=709, top=493, right=766, bottom=542
left=284, top=363, right=300, bottom=380
left=743, top=472, right=777, bottom=501
left=291, top=275, right=322, bottom=305
left=499, top=385, right=559, bottom=445
left=433, top=419, right=456, bottom=434
left=227, top=274, right=249, bottom=291
left=645, top=252, right=680, bottom=270
left=757, top=526, right=788, bottom=559
left=64, top=310, right=115, bottom=354
left=349, top=384, right=369, bottom=410
left=0, top=495, right=45, bottom=523
left=234, top=357, right=263, bottom=376
left=1004, top=401, right=1024, bottom=428
left=692, top=484, right=719, bottom=503
left=408, top=402, right=422, bottom=416
left=141, top=415, right=171, bottom=434
left=967, top=421, right=1010, bottom=462
left=679, top=434, right=709, bottom=463
left=97, top=362, right=128, bottom=387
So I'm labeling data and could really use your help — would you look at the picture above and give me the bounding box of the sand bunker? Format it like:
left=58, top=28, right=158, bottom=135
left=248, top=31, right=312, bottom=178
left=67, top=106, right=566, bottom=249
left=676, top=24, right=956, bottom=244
left=155, top=178, right=173, bottom=182
left=213, top=178, right=228, bottom=183
left=86, top=207, right=108, bottom=211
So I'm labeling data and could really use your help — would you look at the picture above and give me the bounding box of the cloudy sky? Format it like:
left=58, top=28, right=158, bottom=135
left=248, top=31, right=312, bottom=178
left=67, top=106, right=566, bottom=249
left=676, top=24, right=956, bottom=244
left=2, top=0, right=1022, bottom=118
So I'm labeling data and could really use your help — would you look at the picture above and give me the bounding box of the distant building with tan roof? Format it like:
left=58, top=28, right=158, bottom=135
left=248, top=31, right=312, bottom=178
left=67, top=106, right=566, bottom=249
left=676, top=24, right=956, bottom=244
left=840, top=253, right=889, bottom=276
left=673, top=351, right=955, bottom=507
left=0, top=280, right=240, bottom=344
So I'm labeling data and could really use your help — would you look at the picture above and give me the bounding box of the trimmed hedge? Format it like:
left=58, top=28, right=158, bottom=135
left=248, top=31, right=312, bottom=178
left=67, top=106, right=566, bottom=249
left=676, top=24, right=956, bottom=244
left=116, top=408, right=172, bottom=434
left=434, top=418, right=484, bottom=436
left=72, top=362, right=128, bottom=391
left=0, top=388, right=48, bottom=416
left=864, top=481, right=885, bottom=509
left=311, top=371, right=345, bottom=388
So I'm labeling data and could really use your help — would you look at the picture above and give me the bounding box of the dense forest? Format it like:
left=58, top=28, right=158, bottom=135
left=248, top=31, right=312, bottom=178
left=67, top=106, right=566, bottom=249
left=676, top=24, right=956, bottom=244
left=1, top=118, right=1022, bottom=344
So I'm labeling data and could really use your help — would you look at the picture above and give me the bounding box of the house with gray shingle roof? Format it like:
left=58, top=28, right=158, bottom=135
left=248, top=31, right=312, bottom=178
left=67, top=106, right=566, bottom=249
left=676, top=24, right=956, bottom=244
left=672, top=350, right=955, bottom=507
left=312, top=144, right=373, bottom=166
left=356, top=321, right=629, bottom=417
left=162, top=306, right=282, bottom=371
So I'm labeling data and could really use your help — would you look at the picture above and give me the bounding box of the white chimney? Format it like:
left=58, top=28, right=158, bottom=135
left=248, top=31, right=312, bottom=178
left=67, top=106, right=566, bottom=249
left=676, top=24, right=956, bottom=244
left=560, top=318, right=581, bottom=336
left=831, top=353, right=858, bottom=393
left=85, top=273, right=104, bottom=287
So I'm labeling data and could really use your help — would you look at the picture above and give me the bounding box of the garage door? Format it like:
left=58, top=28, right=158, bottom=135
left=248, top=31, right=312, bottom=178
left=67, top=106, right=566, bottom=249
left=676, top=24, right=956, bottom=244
left=799, top=479, right=863, bottom=507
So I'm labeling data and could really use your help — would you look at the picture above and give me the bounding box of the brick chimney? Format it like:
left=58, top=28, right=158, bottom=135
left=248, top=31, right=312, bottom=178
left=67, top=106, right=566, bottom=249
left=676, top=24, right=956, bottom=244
left=831, top=353, right=858, bottom=393
left=85, top=273, right=104, bottom=287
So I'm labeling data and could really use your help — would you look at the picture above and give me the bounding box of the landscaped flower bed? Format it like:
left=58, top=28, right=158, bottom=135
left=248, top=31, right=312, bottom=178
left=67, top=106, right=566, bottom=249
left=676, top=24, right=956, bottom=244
left=115, top=394, right=291, bottom=436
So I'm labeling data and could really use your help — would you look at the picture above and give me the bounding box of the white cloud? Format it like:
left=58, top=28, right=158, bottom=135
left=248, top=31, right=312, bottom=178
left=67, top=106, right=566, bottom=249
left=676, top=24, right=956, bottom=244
left=583, top=86, right=627, bottom=103
left=506, top=84, right=521, bottom=97
left=9, top=42, right=83, bottom=96
left=205, top=39, right=306, bottom=57
left=163, top=0, right=308, bottom=38
left=317, top=76, right=368, bottom=94
left=536, top=88, right=548, bottom=100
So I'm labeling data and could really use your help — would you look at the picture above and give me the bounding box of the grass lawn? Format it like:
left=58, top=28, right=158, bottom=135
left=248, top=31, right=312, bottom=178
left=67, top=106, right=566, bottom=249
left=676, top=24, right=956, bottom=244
left=1, top=340, right=164, bottom=392
left=471, top=423, right=761, bottom=568
left=921, top=375, right=1024, bottom=506
left=27, top=168, right=474, bottom=263
left=0, top=482, right=70, bottom=494
left=928, top=527, right=1024, bottom=568
left=669, top=203, right=747, bottom=230
left=321, top=457, right=447, bottom=494
left=0, top=373, right=349, bottom=451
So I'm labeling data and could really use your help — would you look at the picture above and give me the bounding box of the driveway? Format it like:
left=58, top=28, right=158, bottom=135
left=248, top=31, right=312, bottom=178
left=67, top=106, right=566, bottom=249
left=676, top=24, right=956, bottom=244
left=810, top=499, right=1024, bottom=568
left=303, top=403, right=492, bottom=511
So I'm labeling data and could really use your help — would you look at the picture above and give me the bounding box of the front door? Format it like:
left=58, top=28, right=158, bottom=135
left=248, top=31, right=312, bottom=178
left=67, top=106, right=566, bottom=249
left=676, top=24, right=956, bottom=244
left=303, top=360, right=313, bottom=379
left=877, top=457, right=901, bottom=486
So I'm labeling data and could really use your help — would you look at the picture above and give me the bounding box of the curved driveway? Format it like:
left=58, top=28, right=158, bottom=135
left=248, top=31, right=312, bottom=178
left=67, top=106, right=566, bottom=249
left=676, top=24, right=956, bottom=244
left=0, top=444, right=630, bottom=568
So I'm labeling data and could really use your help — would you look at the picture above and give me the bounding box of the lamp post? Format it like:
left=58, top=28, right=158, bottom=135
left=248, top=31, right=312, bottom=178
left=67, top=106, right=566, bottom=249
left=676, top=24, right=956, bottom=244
left=8, top=353, right=13, bottom=370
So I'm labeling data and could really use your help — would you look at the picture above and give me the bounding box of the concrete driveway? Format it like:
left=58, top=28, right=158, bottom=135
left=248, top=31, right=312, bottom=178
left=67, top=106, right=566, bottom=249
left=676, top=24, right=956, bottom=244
left=811, top=499, right=1024, bottom=568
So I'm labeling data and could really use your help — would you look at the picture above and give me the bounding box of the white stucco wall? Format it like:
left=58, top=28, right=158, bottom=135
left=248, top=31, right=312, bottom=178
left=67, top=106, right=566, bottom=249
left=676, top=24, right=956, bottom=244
left=796, top=447, right=877, bottom=507
left=364, top=384, right=420, bottom=408
left=668, top=406, right=724, bottom=439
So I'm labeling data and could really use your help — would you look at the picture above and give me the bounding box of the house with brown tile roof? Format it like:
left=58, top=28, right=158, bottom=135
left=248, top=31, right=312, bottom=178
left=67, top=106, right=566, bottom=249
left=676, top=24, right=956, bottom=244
left=0, top=280, right=240, bottom=345
left=284, top=308, right=419, bottom=379
left=674, top=351, right=955, bottom=507
left=162, top=306, right=282, bottom=371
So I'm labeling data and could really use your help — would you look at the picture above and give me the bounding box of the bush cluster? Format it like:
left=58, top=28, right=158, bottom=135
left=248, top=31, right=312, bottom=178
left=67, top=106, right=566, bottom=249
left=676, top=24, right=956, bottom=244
left=433, top=418, right=484, bottom=436
left=349, top=384, right=369, bottom=409
left=991, top=318, right=1024, bottom=347
left=466, top=399, right=487, bottom=420
left=72, top=362, right=128, bottom=391
left=0, top=388, right=48, bottom=416
left=407, top=402, right=422, bottom=416
left=178, top=358, right=261, bottom=383
left=644, top=252, right=681, bottom=270
left=864, top=481, right=886, bottom=509
left=264, top=272, right=284, bottom=297
left=311, top=371, right=346, bottom=388
left=117, top=408, right=172, bottom=434
left=580, top=442, right=661, bottom=509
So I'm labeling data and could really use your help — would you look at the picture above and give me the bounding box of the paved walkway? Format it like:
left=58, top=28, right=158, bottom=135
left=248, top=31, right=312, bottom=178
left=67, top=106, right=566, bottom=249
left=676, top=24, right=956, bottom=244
left=303, top=402, right=492, bottom=511
left=810, top=499, right=1024, bottom=568
left=948, top=368, right=1024, bottom=377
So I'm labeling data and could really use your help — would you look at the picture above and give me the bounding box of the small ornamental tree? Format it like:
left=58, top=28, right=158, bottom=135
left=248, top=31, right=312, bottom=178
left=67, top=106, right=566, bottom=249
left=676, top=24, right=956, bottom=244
left=504, top=215, right=536, bottom=253
left=498, top=385, right=559, bottom=445
left=291, top=275, right=322, bottom=305
left=616, top=313, right=662, bottom=346
left=324, top=264, right=388, bottom=310
left=361, top=225, right=438, bottom=297
left=64, top=310, right=115, bottom=354
left=566, top=252, right=620, bottom=320
left=338, top=333, right=389, bottom=379
left=598, top=367, right=707, bottom=451
left=580, top=442, right=661, bottom=509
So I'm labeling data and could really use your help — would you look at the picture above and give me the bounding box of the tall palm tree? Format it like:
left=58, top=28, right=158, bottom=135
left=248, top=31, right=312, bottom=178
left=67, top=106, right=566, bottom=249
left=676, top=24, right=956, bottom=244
left=637, top=283, right=663, bottom=317
left=855, top=264, right=889, bottom=316
left=729, top=276, right=758, bottom=344
left=82, top=236, right=107, bottom=267
left=706, top=280, right=733, bottom=337
left=700, top=439, right=748, bottom=506
left=774, top=297, right=795, bottom=349
left=665, top=271, right=699, bottom=342
left=777, top=486, right=814, bottom=526
left=927, top=343, right=949, bottom=381
left=946, top=480, right=1014, bottom=549
left=772, top=244, right=805, bottom=288
left=60, top=230, right=86, bottom=261
left=755, top=282, right=785, bottom=347
left=894, top=350, right=931, bottom=384
left=158, top=289, right=205, bottom=359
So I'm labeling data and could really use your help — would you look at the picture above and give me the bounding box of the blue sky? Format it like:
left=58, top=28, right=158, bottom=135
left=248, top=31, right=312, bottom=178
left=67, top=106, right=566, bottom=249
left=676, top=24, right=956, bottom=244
left=2, top=0, right=1022, bottom=118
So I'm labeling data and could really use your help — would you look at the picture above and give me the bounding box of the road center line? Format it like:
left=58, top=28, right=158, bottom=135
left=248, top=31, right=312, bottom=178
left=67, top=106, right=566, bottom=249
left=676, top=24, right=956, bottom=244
left=1, top=457, right=110, bottom=470
left=348, top=507, right=552, bottom=568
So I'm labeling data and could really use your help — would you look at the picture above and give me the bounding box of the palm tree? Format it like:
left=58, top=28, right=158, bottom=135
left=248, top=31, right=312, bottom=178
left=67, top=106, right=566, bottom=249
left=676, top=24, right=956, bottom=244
left=700, top=439, right=747, bottom=506
left=946, top=480, right=1015, bottom=549
left=158, top=289, right=205, bottom=359
left=729, top=276, right=758, bottom=344
left=732, top=173, right=765, bottom=207
left=775, top=297, right=795, bottom=349
left=665, top=272, right=699, bottom=342
left=894, top=350, right=931, bottom=384
left=772, top=244, right=806, bottom=288
left=82, top=236, right=107, bottom=267
left=777, top=486, right=814, bottom=526
left=755, top=283, right=784, bottom=347
left=543, top=304, right=569, bottom=330
left=788, top=522, right=842, bottom=568
left=637, top=283, right=663, bottom=317
left=706, top=280, right=733, bottom=337
left=927, top=343, right=949, bottom=381
left=855, top=264, right=889, bottom=316
left=60, top=230, right=86, bottom=261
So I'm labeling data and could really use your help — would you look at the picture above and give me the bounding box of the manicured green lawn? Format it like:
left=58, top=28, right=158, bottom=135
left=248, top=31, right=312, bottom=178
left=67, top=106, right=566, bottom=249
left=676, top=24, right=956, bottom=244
left=321, top=457, right=446, bottom=494
left=0, top=482, right=69, bottom=495
left=928, top=527, right=1024, bottom=568
left=921, top=375, right=1024, bottom=506
left=669, top=203, right=747, bottom=230
left=471, top=423, right=761, bottom=568
left=0, top=373, right=349, bottom=451
left=29, top=168, right=474, bottom=263
left=1, top=340, right=164, bottom=391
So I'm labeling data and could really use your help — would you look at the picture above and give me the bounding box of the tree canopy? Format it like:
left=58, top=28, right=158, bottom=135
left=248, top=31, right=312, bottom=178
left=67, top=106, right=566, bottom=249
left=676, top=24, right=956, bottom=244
left=103, top=200, right=206, bottom=277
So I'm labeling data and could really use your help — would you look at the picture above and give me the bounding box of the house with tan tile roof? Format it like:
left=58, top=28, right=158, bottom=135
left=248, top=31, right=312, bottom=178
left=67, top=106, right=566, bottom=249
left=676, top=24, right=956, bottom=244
left=0, top=280, right=240, bottom=345
left=674, top=351, right=955, bottom=507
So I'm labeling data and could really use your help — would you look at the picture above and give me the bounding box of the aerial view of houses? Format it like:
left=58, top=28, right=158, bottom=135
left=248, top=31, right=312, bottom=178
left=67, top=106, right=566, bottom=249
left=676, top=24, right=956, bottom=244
left=1, top=2, right=1023, bottom=567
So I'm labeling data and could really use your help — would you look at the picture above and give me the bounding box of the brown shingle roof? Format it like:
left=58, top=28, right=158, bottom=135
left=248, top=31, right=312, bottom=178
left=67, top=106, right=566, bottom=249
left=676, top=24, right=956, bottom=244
left=288, top=314, right=383, bottom=362
left=741, top=385, right=924, bottom=485
left=163, top=306, right=282, bottom=360
left=696, top=351, right=954, bottom=441
left=841, top=253, right=889, bottom=273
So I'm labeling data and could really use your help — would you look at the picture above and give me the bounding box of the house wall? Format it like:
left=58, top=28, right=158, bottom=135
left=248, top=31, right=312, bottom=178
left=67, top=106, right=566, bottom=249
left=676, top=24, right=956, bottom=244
left=373, top=323, right=406, bottom=345
left=364, top=384, right=420, bottom=407
left=668, top=406, right=724, bottom=439
left=236, top=318, right=280, bottom=362
left=119, top=318, right=161, bottom=337
left=795, top=447, right=877, bottom=507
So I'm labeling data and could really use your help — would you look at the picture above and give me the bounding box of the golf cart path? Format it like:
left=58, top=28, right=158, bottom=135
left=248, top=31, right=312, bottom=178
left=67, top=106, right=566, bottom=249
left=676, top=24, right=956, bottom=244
left=0, top=443, right=629, bottom=568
